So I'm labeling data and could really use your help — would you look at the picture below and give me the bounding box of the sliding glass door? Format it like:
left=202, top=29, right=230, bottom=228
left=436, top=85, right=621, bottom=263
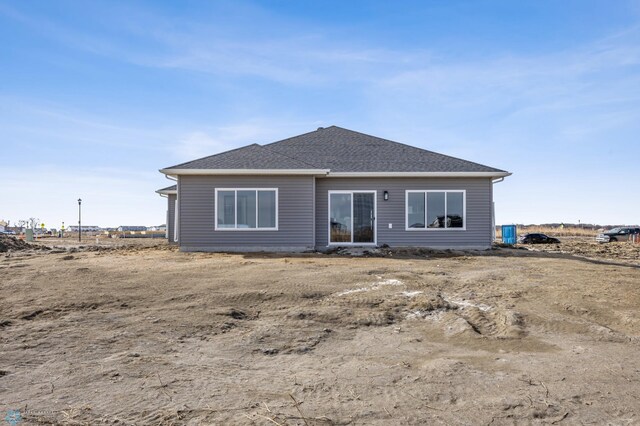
left=329, top=193, right=352, bottom=242
left=329, top=191, right=376, bottom=244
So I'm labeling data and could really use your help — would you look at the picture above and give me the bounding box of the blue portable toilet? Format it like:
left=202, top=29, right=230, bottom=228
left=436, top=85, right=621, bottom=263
left=502, top=225, right=517, bottom=245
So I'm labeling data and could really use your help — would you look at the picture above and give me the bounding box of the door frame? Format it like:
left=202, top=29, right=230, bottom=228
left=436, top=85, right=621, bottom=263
left=327, top=190, right=377, bottom=246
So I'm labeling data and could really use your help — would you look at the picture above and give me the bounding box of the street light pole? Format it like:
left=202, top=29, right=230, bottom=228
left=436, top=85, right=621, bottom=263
left=78, top=198, right=82, bottom=242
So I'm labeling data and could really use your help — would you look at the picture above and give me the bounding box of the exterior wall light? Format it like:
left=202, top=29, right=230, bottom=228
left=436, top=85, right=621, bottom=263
left=383, top=191, right=389, bottom=201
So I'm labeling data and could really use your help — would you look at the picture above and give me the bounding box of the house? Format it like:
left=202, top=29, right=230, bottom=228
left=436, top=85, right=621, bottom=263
left=117, top=226, right=148, bottom=232
left=67, top=225, right=101, bottom=232
left=157, top=126, right=510, bottom=252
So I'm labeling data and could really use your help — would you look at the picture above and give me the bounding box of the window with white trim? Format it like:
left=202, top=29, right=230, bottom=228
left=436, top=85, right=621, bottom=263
left=215, top=189, right=278, bottom=230
left=406, top=190, right=465, bottom=230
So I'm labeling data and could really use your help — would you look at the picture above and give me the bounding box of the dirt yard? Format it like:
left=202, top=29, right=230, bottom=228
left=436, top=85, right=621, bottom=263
left=1, top=238, right=639, bottom=425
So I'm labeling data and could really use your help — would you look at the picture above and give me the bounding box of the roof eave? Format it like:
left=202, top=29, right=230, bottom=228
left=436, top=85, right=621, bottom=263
left=325, top=171, right=512, bottom=178
left=159, top=168, right=330, bottom=176
left=156, top=189, right=177, bottom=195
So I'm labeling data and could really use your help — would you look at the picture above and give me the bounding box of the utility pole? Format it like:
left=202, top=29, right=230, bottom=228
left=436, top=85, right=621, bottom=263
left=78, top=198, right=82, bottom=242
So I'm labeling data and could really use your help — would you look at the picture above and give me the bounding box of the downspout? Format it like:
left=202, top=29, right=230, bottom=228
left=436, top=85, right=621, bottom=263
left=312, top=176, right=316, bottom=250
left=491, top=177, right=504, bottom=242
left=163, top=174, right=178, bottom=243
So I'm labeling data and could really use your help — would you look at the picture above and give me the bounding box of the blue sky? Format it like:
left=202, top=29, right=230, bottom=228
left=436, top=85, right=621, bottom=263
left=1, top=0, right=639, bottom=227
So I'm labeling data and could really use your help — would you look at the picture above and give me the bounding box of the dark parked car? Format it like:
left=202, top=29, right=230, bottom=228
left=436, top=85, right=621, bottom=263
left=595, top=227, right=640, bottom=243
left=517, top=233, right=560, bottom=244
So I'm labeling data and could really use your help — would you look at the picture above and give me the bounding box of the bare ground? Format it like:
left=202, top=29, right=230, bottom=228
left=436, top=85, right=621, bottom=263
left=1, top=239, right=639, bottom=425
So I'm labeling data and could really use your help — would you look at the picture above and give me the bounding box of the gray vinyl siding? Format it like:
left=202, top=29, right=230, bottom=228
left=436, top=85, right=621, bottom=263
left=167, top=194, right=177, bottom=245
left=178, top=175, right=315, bottom=251
left=315, top=177, right=494, bottom=249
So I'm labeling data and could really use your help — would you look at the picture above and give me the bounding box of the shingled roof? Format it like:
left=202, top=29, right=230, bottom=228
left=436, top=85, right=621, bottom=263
left=160, top=126, right=508, bottom=176
left=164, top=143, right=319, bottom=170
left=155, top=184, right=177, bottom=195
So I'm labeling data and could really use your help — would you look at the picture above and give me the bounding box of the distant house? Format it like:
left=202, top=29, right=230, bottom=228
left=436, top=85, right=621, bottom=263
left=117, top=226, right=147, bottom=232
left=67, top=225, right=101, bottom=232
left=0, top=220, right=6, bottom=233
left=156, top=126, right=510, bottom=252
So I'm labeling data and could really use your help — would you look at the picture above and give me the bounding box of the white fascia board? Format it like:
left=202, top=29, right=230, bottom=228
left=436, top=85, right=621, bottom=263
left=155, top=189, right=177, bottom=195
left=159, top=168, right=330, bottom=176
left=325, top=171, right=512, bottom=178
left=158, top=168, right=511, bottom=178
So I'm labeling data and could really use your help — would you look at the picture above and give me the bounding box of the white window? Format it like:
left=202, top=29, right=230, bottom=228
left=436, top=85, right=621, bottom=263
left=406, top=190, right=466, bottom=230
left=215, top=188, right=278, bottom=231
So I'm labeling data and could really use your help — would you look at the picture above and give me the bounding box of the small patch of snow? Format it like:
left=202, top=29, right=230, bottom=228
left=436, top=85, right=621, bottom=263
left=336, top=278, right=404, bottom=297
left=380, top=279, right=403, bottom=286
left=405, top=310, right=426, bottom=320
left=336, top=287, right=370, bottom=296
left=402, top=291, right=423, bottom=298
left=446, top=298, right=492, bottom=312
